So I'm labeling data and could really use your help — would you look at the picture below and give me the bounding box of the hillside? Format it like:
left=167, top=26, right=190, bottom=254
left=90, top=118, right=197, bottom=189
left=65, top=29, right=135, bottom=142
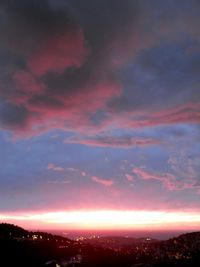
left=0, top=223, right=200, bottom=267
left=0, top=223, right=28, bottom=238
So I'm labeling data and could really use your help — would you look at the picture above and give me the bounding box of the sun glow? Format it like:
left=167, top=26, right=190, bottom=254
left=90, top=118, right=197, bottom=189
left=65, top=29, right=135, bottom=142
left=1, top=210, right=200, bottom=230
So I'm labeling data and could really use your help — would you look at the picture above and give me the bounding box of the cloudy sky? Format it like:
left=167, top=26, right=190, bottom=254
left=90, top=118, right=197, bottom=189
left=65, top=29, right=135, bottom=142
left=0, top=0, right=200, bottom=230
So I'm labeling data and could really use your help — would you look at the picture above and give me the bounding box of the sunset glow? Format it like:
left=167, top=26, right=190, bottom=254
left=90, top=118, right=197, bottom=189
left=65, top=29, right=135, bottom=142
left=1, top=210, right=200, bottom=230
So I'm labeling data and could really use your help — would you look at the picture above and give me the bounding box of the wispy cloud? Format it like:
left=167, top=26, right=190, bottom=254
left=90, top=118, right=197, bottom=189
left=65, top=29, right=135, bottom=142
left=91, top=176, right=114, bottom=186
left=47, top=180, right=71, bottom=184
left=133, top=167, right=183, bottom=191
left=64, top=135, right=160, bottom=148
left=132, top=166, right=199, bottom=191
left=67, top=167, right=78, bottom=172
left=47, top=163, right=64, bottom=172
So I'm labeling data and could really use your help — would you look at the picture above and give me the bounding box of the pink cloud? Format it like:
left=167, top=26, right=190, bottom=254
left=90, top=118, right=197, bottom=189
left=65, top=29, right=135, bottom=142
left=6, top=75, right=122, bottom=138
left=14, top=70, right=45, bottom=94
left=147, top=103, right=200, bottom=126
left=28, top=30, right=88, bottom=76
left=125, top=174, right=134, bottom=181
left=104, top=102, right=200, bottom=132
left=47, top=163, right=64, bottom=172
left=132, top=167, right=185, bottom=191
left=91, top=176, right=114, bottom=187
left=133, top=166, right=199, bottom=192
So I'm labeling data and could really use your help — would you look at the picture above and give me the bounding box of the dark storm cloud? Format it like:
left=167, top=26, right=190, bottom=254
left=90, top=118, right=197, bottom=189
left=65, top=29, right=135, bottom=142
left=0, top=0, right=89, bottom=132
left=0, top=0, right=127, bottom=133
left=0, top=0, right=79, bottom=54
left=109, top=41, right=200, bottom=113
left=66, top=0, right=144, bottom=64
left=0, top=102, right=29, bottom=129
left=0, top=0, right=200, bottom=135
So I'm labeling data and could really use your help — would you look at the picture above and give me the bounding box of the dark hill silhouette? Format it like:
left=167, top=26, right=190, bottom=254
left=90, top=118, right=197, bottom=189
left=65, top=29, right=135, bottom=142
left=0, top=223, right=199, bottom=267
left=0, top=223, right=28, bottom=238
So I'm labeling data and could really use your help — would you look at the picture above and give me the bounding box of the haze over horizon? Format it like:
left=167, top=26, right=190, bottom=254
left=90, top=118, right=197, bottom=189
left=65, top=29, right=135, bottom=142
left=0, top=0, right=200, bottom=231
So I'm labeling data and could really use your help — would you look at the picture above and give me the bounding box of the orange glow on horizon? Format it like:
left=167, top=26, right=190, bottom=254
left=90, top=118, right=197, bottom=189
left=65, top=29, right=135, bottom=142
left=1, top=210, right=200, bottom=231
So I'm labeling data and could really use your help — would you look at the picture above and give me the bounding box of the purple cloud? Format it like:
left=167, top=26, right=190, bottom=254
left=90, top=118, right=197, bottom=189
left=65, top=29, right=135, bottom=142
left=64, top=135, right=161, bottom=148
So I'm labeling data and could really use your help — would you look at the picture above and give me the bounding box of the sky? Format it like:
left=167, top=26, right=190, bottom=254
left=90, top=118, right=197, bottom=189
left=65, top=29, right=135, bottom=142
left=0, top=0, right=200, bottom=231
